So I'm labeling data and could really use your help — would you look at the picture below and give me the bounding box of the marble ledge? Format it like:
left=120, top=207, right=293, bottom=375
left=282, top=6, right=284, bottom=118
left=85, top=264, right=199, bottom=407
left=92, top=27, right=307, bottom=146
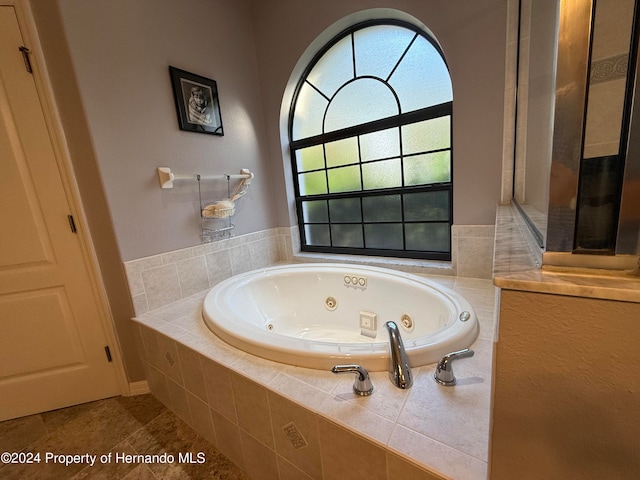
left=494, top=267, right=640, bottom=303
left=132, top=280, right=495, bottom=480
left=493, top=205, right=640, bottom=303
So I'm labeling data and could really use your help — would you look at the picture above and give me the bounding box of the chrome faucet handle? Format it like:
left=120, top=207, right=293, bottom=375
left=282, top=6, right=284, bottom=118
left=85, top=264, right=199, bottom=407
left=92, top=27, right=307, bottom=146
left=331, top=364, right=374, bottom=396
left=434, top=348, right=474, bottom=386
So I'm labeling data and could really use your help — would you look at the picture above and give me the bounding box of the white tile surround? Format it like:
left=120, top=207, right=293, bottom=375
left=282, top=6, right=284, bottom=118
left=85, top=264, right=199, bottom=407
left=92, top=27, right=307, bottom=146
left=124, top=229, right=284, bottom=316
left=125, top=227, right=497, bottom=480
left=124, top=225, right=496, bottom=317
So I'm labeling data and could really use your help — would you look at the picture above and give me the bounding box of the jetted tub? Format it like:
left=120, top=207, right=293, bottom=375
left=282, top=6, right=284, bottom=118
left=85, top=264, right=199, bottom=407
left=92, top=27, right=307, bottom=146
left=202, top=263, right=479, bottom=371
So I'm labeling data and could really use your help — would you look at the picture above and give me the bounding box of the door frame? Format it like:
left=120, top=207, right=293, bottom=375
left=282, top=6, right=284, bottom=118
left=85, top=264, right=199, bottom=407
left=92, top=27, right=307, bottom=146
left=3, top=0, right=129, bottom=395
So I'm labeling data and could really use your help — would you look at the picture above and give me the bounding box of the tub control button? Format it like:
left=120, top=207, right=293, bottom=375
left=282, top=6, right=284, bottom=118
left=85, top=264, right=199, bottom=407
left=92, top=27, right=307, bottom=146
left=459, top=311, right=471, bottom=322
left=344, top=274, right=367, bottom=288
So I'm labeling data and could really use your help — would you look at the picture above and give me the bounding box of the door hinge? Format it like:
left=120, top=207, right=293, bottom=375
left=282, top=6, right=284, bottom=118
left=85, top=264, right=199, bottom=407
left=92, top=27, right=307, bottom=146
left=67, top=215, right=77, bottom=233
left=104, top=346, right=113, bottom=362
left=18, top=46, right=33, bottom=74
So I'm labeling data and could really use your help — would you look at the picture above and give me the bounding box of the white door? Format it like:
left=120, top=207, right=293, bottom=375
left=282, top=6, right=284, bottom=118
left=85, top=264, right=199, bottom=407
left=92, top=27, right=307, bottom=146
left=0, top=5, right=121, bottom=421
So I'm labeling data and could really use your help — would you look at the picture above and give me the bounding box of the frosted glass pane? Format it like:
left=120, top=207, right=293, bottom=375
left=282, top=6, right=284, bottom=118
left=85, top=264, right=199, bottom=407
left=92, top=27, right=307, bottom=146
left=325, top=79, right=398, bottom=132
left=360, top=128, right=400, bottom=161
left=307, top=36, right=354, bottom=98
left=389, top=36, right=452, bottom=112
left=296, top=145, right=325, bottom=172
left=365, top=224, right=403, bottom=250
left=405, top=223, right=450, bottom=252
left=402, top=116, right=450, bottom=155
left=362, top=195, right=401, bottom=222
left=302, top=200, right=328, bottom=223
left=354, top=25, right=415, bottom=79
left=404, top=151, right=451, bottom=185
left=305, top=224, right=330, bottom=246
left=362, top=159, right=401, bottom=190
left=404, top=191, right=449, bottom=221
left=298, top=171, right=327, bottom=195
left=328, top=165, right=361, bottom=193
left=329, top=198, right=361, bottom=223
left=332, top=224, right=363, bottom=248
left=326, top=137, right=358, bottom=168
left=292, top=83, right=329, bottom=140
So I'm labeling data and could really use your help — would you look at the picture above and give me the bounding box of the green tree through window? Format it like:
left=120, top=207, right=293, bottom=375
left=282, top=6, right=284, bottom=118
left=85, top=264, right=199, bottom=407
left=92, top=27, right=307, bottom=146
left=289, top=20, right=453, bottom=260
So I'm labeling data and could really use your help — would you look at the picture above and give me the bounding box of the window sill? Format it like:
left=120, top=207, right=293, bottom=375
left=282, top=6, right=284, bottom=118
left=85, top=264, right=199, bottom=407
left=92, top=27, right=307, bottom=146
left=289, top=250, right=455, bottom=276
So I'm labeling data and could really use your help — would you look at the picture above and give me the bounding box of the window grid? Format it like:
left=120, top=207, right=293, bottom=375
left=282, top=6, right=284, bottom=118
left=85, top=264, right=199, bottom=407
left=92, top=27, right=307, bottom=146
left=289, top=20, right=452, bottom=261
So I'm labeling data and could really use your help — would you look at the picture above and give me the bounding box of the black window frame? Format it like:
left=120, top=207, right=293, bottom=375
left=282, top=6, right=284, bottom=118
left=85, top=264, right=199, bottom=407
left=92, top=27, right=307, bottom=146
left=288, top=19, right=453, bottom=261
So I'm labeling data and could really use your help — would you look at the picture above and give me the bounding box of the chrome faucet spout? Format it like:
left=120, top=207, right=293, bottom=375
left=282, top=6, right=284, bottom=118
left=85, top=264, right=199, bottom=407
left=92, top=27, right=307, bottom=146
left=384, top=321, right=413, bottom=389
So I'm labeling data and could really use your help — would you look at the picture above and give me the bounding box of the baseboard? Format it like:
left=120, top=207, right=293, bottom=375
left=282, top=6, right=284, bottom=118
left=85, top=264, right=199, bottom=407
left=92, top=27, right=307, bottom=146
left=127, top=380, right=150, bottom=396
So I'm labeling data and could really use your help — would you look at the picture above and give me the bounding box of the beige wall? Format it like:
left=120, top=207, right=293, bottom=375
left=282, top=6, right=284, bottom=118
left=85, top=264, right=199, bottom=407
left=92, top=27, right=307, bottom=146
left=490, top=289, right=640, bottom=479
left=43, top=0, right=277, bottom=262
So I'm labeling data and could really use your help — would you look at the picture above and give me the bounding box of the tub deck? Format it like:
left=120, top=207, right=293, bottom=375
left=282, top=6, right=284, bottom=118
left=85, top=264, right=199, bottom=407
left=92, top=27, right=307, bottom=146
left=132, top=274, right=496, bottom=480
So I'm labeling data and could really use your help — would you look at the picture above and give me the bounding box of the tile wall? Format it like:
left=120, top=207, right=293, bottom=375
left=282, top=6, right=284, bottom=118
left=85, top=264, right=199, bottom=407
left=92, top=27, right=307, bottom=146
left=124, top=228, right=287, bottom=316
left=123, top=225, right=496, bottom=317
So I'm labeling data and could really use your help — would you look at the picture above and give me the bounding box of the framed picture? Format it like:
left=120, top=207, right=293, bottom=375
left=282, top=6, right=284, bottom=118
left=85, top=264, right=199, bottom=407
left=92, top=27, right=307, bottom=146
left=169, top=66, right=223, bottom=135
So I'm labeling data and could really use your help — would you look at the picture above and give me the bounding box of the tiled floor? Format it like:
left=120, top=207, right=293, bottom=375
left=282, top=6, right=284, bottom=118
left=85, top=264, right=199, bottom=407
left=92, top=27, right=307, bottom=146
left=0, top=394, right=248, bottom=479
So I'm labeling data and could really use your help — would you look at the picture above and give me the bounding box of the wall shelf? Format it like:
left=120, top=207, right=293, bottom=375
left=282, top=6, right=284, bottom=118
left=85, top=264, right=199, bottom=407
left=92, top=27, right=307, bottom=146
left=156, top=166, right=254, bottom=243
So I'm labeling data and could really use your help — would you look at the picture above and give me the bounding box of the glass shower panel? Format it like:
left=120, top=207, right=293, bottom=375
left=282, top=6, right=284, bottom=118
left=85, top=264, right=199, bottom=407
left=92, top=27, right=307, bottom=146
left=574, top=156, right=620, bottom=251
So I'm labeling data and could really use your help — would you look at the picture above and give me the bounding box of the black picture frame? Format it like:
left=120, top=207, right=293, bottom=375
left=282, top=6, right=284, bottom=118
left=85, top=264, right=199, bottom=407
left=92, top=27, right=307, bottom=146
left=169, top=66, right=223, bottom=136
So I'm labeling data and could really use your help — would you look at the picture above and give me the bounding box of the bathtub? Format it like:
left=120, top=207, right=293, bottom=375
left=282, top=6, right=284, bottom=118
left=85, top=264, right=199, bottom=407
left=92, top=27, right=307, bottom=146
left=202, top=263, right=479, bottom=371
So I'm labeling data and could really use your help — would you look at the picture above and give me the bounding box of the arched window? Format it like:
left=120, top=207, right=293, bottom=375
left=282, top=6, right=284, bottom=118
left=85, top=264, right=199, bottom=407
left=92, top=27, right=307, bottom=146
left=289, top=20, right=453, bottom=260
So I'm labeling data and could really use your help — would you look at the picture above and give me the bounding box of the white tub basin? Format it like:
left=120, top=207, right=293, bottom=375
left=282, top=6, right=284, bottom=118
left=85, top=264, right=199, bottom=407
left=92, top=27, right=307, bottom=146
left=202, top=263, right=479, bottom=371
